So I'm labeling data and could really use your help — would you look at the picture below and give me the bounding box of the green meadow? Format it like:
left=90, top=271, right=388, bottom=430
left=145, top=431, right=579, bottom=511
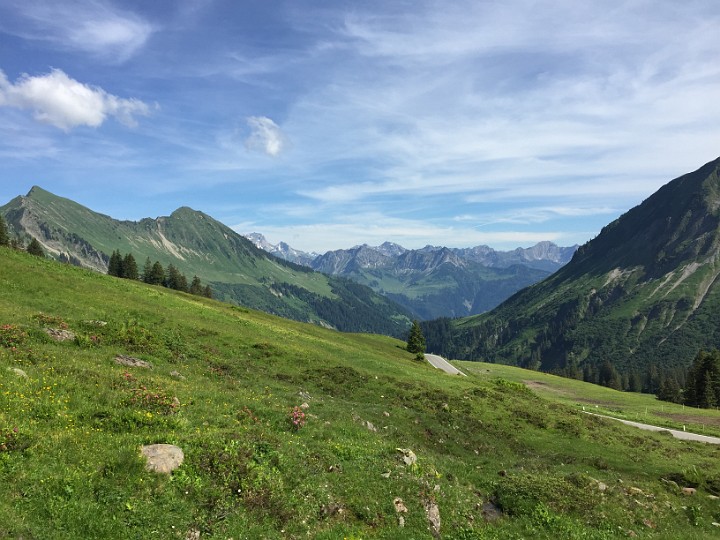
left=2, top=246, right=720, bottom=539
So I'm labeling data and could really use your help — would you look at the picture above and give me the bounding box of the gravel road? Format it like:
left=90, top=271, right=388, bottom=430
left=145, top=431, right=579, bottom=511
left=425, top=354, right=467, bottom=376
left=584, top=412, right=720, bottom=444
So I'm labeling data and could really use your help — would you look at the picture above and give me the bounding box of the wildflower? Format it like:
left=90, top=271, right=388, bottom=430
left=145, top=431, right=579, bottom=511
left=289, top=406, right=306, bottom=431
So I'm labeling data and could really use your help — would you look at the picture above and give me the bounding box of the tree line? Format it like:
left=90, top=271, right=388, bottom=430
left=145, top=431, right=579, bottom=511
left=107, top=250, right=212, bottom=298
left=679, top=349, right=720, bottom=408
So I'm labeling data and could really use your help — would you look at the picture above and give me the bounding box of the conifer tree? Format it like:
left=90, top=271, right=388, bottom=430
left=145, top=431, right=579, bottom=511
left=165, top=264, right=181, bottom=290
left=406, top=320, right=426, bottom=355
left=0, top=215, right=9, bottom=247
left=142, top=257, right=153, bottom=283
left=26, top=237, right=45, bottom=257
left=189, top=275, right=203, bottom=296
left=203, top=285, right=213, bottom=299
left=684, top=349, right=720, bottom=407
left=122, top=253, right=139, bottom=280
left=146, top=261, right=165, bottom=285
left=108, top=250, right=123, bottom=276
left=176, top=273, right=188, bottom=293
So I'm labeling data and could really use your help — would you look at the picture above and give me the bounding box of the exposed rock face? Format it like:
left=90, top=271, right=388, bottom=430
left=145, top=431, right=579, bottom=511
left=141, top=444, right=184, bottom=474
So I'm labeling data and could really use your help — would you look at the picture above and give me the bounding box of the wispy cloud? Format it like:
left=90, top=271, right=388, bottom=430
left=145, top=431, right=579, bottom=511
left=0, top=0, right=154, bottom=62
left=0, top=69, right=151, bottom=131
left=244, top=116, right=288, bottom=157
left=279, top=0, right=720, bottom=206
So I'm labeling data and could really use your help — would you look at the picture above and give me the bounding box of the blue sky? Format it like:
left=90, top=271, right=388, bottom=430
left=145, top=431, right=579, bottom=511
left=1, top=0, right=719, bottom=253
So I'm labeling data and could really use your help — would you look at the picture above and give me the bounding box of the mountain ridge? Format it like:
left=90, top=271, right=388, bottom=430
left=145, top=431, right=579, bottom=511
left=246, top=233, right=577, bottom=320
left=0, top=187, right=412, bottom=336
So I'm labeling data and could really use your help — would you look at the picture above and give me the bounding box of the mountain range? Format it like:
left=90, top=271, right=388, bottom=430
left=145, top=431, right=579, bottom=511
left=246, top=235, right=577, bottom=319
left=0, top=187, right=411, bottom=337
left=423, top=155, right=720, bottom=382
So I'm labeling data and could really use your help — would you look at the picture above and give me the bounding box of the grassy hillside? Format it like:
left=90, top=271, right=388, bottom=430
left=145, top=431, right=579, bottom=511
left=2, top=247, right=720, bottom=539
left=458, top=361, right=720, bottom=439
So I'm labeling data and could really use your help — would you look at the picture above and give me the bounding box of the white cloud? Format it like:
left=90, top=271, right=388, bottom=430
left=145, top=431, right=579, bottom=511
left=244, top=116, right=287, bottom=156
left=0, top=0, right=154, bottom=62
left=0, top=69, right=151, bottom=131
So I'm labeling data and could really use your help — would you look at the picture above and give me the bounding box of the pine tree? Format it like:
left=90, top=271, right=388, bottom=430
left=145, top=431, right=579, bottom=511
left=701, top=371, right=717, bottom=408
left=122, top=253, right=139, bottom=280
left=176, top=273, right=188, bottom=293
left=165, top=264, right=181, bottom=290
left=203, top=285, right=213, bottom=299
left=146, top=261, right=165, bottom=285
left=108, top=250, right=123, bottom=276
left=26, top=238, right=45, bottom=257
left=142, top=258, right=153, bottom=283
left=189, top=275, right=203, bottom=296
left=684, top=349, right=720, bottom=407
left=657, top=376, right=683, bottom=404
left=0, top=215, right=9, bottom=247
left=406, top=320, right=426, bottom=355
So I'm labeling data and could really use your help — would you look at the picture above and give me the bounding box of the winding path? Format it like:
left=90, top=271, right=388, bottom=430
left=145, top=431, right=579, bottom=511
left=584, top=412, right=720, bottom=445
left=425, top=354, right=467, bottom=376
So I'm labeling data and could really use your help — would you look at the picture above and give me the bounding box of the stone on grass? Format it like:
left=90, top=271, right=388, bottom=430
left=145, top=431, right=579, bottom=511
left=115, top=354, right=152, bottom=369
left=185, top=528, right=200, bottom=540
left=394, top=497, right=408, bottom=528
left=394, top=497, right=408, bottom=514
left=44, top=327, right=76, bottom=341
left=396, top=448, right=417, bottom=466
left=9, top=367, right=28, bottom=378
left=170, top=370, right=186, bottom=380
left=424, top=499, right=441, bottom=538
left=141, top=444, right=184, bottom=474
left=682, top=487, right=697, bottom=496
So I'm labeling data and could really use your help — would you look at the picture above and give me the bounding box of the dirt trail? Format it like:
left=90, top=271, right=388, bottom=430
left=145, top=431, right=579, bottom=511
left=584, top=412, right=720, bottom=445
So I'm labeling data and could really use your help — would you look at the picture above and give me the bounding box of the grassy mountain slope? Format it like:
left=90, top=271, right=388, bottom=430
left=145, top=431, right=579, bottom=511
left=424, top=156, right=720, bottom=375
left=0, top=187, right=410, bottom=336
left=2, top=247, right=720, bottom=539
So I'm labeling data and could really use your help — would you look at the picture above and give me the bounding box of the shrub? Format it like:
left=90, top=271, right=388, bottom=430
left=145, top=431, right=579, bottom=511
left=289, top=406, right=306, bottom=431
left=0, top=324, right=28, bottom=348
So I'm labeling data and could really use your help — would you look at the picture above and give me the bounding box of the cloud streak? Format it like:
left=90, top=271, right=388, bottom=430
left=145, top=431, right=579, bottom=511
left=0, top=0, right=154, bottom=62
left=0, top=69, right=151, bottom=131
